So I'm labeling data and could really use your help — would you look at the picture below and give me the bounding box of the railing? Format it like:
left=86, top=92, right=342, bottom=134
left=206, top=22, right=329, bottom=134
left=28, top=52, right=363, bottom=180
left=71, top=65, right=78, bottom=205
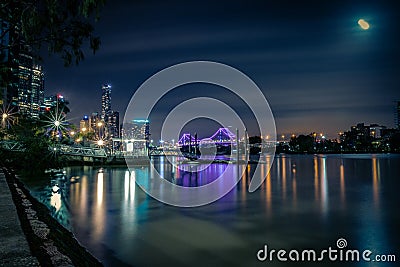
left=55, top=145, right=107, bottom=158
left=149, top=149, right=180, bottom=156
left=0, top=140, right=25, bottom=152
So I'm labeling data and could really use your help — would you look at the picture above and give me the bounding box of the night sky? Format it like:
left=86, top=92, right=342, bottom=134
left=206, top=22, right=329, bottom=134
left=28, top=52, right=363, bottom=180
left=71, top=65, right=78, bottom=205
left=43, top=0, right=400, bottom=139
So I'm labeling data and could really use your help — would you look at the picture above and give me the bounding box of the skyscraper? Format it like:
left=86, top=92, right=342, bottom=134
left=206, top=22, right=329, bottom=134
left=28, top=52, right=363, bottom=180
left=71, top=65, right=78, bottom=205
left=101, top=84, right=111, bottom=120
left=106, top=111, right=120, bottom=139
left=0, top=19, right=44, bottom=118
left=123, top=119, right=150, bottom=147
left=17, top=58, right=44, bottom=118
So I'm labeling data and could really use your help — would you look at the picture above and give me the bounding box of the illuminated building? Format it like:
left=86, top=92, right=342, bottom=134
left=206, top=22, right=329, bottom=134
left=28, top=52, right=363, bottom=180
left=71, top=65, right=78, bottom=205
left=41, top=94, right=66, bottom=113
left=0, top=19, right=44, bottom=118
left=80, top=115, right=89, bottom=132
left=101, top=84, right=111, bottom=120
left=106, top=111, right=120, bottom=138
left=123, top=119, right=150, bottom=144
left=90, top=112, right=101, bottom=131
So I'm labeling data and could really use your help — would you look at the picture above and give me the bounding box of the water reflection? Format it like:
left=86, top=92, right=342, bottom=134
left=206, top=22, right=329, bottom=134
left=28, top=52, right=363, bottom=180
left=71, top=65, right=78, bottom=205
left=314, top=156, right=319, bottom=201
left=50, top=191, right=61, bottom=211
left=282, top=156, right=287, bottom=200
left=93, top=171, right=105, bottom=242
left=372, top=157, right=380, bottom=208
left=340, top=161, right=345, bottom=205
left=97, top=172, right=104, bottom=205
left=320, top=156, right=328, bottom=215
left=24, top=154, right=400, bottom=267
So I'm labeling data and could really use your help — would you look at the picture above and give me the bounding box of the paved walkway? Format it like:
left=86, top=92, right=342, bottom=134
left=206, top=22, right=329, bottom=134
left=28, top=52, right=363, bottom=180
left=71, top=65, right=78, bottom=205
left=0, top=168, right=39, bottom=266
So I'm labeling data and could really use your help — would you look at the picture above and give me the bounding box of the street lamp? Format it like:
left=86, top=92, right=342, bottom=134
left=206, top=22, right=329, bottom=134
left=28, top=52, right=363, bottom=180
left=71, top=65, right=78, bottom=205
left=97, top=139, right=104, bottom=146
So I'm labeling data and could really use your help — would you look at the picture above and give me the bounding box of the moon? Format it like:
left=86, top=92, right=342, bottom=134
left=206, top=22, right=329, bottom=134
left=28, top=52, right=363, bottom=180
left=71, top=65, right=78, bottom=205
left=358, top=19, right=370, bottom=30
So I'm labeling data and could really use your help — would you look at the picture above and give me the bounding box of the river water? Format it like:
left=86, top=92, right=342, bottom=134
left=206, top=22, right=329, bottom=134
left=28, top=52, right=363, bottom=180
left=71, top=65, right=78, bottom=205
left=23, top=154, right=400, bottom=267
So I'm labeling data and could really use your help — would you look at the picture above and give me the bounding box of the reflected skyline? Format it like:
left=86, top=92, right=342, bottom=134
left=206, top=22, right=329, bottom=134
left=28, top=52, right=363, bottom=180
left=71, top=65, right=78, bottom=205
left=24, top=154, right=400, bottom=267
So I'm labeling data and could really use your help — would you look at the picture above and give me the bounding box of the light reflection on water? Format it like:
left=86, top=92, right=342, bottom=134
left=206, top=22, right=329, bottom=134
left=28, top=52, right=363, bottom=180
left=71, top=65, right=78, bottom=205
left=24, top=154, right=400, bottom=267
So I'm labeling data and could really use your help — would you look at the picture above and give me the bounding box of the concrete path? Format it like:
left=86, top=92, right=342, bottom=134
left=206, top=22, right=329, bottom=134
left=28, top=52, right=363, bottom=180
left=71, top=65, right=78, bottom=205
left=0, top=168, right=39, bottom=266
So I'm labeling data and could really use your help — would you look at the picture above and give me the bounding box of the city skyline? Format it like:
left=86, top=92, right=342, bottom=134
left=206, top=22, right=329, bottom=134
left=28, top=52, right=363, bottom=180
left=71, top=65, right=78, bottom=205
left=39, top=0, right=400, bottom=138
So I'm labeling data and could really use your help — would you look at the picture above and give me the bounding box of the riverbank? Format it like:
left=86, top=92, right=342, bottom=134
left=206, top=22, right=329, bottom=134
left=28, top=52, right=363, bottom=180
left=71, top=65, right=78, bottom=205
left=1, top=166, right=103, bottom=267
left=0, top=168, right=39, bottom=266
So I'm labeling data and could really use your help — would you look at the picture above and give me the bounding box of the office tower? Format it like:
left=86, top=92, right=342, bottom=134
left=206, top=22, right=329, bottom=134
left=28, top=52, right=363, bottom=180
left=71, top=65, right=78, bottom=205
left=90, top=112, right=101, bottom=131
left=0, top=19, right=44, bottom=118
left=101, top=84, right=111, bottom=120
left=42, top=94, right=66, bottom=113
left=80, top=115, right=90, bottom=132
left=124, top=119, right=150, bottom=144
left=106, top=111, right=120, bottom=139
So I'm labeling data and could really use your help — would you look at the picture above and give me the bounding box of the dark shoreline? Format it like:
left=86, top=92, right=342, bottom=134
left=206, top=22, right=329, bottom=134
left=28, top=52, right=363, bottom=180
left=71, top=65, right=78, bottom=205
left=2, top=166, right=103, bottom=267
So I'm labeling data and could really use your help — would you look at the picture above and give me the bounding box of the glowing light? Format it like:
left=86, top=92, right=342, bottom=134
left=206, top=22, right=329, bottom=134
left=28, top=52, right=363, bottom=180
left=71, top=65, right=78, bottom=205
left=97, top=139, right=104, bottom=146
left=1, top=104, right=17, bottom=128
left=97, top=122, right=103, bottom=127
left=82, top=127, right=87, bottom=132
left=42, top=103, right=68, bottom=136
left=70, top=131, right=75, bottom=136
left=358, top=19, right=370, bottom=30
left=52, top=185, right=60, bottom=192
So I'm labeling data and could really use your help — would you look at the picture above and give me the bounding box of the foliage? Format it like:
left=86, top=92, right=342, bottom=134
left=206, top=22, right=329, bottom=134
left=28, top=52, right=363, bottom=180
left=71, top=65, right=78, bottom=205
left=5, top=116, right=54, bottom=172
left=0, top=0, right=105, bottom=66
left=289, top=134, right=314, bottom=153
left=249, top=135, right=262, bottom=144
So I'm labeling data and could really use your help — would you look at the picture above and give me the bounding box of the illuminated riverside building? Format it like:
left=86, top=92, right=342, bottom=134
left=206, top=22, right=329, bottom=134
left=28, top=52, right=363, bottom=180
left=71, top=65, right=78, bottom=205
left=17, top=61, right=44, bottom=118
left=106, top=111, right=120, bottom=139
left=123, top=119, right=150, bottom=141
left=41, top=94, right=66, bottom=112
left=0, top=19, right=44, bottom=118
left=80, top=115, right=90, bottom=132
left=120, top=119, right=150, bottom=154
left=90, top=112, right=101, bottom=131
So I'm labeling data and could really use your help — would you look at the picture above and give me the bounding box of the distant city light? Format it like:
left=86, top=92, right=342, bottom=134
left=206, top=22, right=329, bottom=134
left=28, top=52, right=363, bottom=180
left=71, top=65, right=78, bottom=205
left=133, top=119, right=149, bottom=123
left=97, top=140, right=104, bottom=146
left=54, top=120, right=60, bottom=127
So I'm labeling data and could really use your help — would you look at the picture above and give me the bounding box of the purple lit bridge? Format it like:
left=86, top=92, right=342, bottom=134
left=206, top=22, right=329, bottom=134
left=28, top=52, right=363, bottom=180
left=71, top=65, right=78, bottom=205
left=178, top=127, right=236, bottom=146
